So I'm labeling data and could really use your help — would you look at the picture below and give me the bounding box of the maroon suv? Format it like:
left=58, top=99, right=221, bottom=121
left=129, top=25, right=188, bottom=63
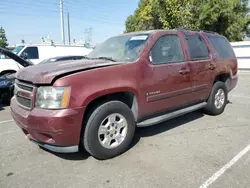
left=9, top=29, right=238, bottom=159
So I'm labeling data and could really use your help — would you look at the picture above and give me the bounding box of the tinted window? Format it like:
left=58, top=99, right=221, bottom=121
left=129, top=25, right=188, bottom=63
left=186, top=34, right=209, bottom=60
left=208, top=36, right=234, bottom=59
left=151, top=35, right=184, bottom=65
left=22, top=47, right=39, bottom=59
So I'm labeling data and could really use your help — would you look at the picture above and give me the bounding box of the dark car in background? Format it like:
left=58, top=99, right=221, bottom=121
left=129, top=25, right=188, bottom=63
left=0, top=47, right=32, bottom=105
left=0, top=74, right=15, bottom=104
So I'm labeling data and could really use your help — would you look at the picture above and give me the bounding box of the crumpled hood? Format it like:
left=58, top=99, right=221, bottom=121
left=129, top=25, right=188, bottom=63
left=16, top=59, right=123, bottom=84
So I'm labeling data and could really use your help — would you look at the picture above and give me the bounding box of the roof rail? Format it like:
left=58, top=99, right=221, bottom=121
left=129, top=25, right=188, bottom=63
left=191, top=29, right=218, bottom=34
left=174, top=27, right=217, bottom=34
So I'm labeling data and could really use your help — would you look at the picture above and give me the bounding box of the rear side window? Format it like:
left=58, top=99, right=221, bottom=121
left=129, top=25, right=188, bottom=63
left=185, top=34, right=209, bottom=60
left=208, top=36, right=234, bottom=59
left=21, top=47, right=39, bottom=59
left=151, top=35, right=184, bottom=65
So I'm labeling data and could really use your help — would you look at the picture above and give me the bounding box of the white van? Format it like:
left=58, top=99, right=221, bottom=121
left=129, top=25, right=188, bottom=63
left=0, top=44, right=93, bottom=76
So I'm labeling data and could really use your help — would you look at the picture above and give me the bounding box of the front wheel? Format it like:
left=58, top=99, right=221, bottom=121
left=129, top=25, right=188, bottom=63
left=82, top=101, right=136, bottom=160
left=204, top=81, right=228, bottom=115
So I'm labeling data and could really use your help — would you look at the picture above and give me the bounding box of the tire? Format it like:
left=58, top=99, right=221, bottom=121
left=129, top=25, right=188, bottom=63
left=204, top=81, right=228, bottom=115
left=83, top=101, right=136, bottom=160
left=0, top=92, right=10, bottom=105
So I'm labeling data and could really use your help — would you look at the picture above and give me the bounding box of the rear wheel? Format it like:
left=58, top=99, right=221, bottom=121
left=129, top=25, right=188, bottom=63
left=204, top=81, right=228, bottom=115
left=82, top=101, right=135, bottom=160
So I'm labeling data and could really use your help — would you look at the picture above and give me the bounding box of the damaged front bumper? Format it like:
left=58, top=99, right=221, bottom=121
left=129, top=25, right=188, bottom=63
left=10, top=97, right=86, bottom=153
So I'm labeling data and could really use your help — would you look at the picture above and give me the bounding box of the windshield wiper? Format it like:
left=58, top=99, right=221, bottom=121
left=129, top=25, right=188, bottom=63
left=94, top=57, right=117, bottom=62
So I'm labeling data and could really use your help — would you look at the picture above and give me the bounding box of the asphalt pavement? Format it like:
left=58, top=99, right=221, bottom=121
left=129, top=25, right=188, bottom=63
left=1, top=72, right=250, bottom=188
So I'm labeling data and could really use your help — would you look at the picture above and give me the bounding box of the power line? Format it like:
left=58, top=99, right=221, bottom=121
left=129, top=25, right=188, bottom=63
left=0, top=8, right=58, bottom=13
left=1, top=1, right=121, bottom=24
left=69, top=16, right=120, bottom=25
left=1, top=0, right=124, bottom=44
left=2, top=0, right=59, bottom=6
left=0, top=1, right=58, bottom=9
left=0, top=11, right=59, bottom=16
left=64, top=2, right=112, bottom=15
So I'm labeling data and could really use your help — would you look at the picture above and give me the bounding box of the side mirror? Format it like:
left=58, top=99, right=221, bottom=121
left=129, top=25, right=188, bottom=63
left=21, top=52, right=28, bottom=59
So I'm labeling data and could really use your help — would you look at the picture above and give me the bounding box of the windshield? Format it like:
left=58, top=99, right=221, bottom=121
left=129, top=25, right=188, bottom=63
left=0, top=52, right=7, bottom=59
left=86, top=34, right=150, bottom=62
left=12, top=46, right=25, bottom=55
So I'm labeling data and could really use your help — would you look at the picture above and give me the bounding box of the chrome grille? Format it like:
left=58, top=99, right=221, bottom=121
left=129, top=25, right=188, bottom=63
left=14, top=80, right=35, bottom=109
left=16, top=95, right=32, bottom=108
left=16, top=83, right=33, bottom=92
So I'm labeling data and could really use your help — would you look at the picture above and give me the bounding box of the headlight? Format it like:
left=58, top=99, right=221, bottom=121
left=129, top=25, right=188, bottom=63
left=36, top=86, right=71, bottom=109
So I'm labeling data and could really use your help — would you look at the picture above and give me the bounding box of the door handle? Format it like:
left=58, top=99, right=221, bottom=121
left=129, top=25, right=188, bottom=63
left=179, top=69, right=190, bottom=75
left=209, top=64, right=216, bottom=70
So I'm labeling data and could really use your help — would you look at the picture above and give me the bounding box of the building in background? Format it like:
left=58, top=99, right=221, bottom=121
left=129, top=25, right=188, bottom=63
left=231, top=41, right=250, bottom=71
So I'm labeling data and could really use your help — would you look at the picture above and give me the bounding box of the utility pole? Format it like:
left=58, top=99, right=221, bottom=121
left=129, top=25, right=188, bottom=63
left=84, top=27, right=93, bottom=43
left=67, top=12, right=71, bottom=45
left=60, top=0, right=65, bottom=44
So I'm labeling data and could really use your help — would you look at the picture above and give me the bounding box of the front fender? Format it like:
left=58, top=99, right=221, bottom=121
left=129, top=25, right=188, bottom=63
left=82, top=86, right=139, bottom=107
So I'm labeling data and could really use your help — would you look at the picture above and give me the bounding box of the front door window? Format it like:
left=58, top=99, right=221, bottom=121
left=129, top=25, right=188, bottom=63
left=151, top=35, right=184, bottom=65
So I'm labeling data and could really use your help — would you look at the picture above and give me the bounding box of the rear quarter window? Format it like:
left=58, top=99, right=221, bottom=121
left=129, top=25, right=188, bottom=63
left=207, top=36, right=234, bottom=59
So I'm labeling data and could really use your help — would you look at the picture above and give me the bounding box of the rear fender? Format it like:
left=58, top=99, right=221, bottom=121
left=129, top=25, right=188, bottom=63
left=215, top=69, right=237, bottom=91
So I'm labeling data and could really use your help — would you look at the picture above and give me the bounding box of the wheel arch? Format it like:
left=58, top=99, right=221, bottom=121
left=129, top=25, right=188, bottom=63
left=83, top=89, right=139, bottom=122
left=214, top=72, right=231, bottom=91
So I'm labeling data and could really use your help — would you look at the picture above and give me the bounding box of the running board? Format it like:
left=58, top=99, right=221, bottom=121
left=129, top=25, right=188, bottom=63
left=137, top=102, right=207, bottom=127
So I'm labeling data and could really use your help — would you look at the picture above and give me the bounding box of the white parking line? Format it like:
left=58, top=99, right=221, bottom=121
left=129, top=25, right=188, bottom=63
left=0, top=129, right=19, bottom=136
left=199, top=143, right=250, bottom=188
left=0, top=119, right=14, bottom=124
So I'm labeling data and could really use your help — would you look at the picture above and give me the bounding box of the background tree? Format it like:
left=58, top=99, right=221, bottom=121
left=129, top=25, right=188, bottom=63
left=125, top=0, right=250, bottom=41
left=195, top=0, right=250, bottom=41
left=125, top=0, right=196, bottom=32
left=0, top=27, right=8, bottom=48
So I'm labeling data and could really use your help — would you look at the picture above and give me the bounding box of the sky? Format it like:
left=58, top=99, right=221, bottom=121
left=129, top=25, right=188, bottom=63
left=0, top=0, right=139, bottom=45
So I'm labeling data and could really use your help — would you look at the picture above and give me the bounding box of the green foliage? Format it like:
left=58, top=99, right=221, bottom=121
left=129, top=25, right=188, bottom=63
left=125, top=0, right=250, bottom=41
left=125, top=0, right=196, bottom=32
left=0, top=27, right=8, bottom=48
left=196, top=0, right=250, bottom=41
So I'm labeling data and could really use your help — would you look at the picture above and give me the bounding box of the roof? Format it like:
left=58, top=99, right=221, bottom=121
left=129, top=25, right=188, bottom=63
left=120, top=30, right=172, bottom=36
left=120, top=29, right=218, bottom=36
